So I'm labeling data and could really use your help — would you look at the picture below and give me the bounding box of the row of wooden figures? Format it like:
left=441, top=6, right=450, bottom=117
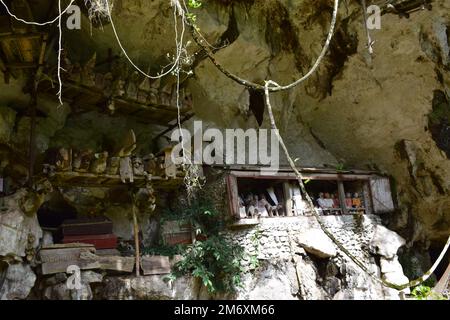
left=238, top=193, right=286, bottom=219
left=43, top=148, right=167, bottom=183
left=316, top=192, right=364, bottom=210
left=236, top=191, right=365, bottom=219
left=61, top=52, right=193, bottom=110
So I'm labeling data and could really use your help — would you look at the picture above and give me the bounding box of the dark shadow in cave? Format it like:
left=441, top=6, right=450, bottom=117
left=37, top=191, right=77, bottom=243
left=429, top=90, right=450, bottom=158
left=249, top=89, right=265, bottom=126
left=429, top=241, right=450, bottom=282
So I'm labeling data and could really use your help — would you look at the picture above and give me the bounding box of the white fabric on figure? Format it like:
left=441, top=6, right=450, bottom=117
left=317, top=198, right=328, bottom=209
left=257, top=198, right=269, bottom=217
left=267, top=187, right=279, bottom=205
left=325, top=198, right=334, bottom=208
left=293, top=195, right=306, bottom=215
left=239, top=207, right=247, bottom=219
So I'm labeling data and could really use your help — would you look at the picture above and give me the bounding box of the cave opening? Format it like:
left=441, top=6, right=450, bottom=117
left=37, top=191, right=77, bottom=243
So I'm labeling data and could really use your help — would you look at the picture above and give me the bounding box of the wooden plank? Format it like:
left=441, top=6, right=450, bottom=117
left=40, top=250, right=100, bottom=275
left=226, top=174, right=239, bottom=218
left=97, top=255, right=134, bottom=273
left=228, top=170, right=373, bottom=181
left=41, top=243, right=95, bottom=250
left=363, top=181, right=373, bottom=214
left=338, top=181, right=348, bottom=214
left=283, top=182, right=293, bottom=217
left=140, top=256, right=171, bottom=275
left=369, top=176, right=395, bottom=214
left=95, top=249, right=121, bottom=256
left=40, top=247, right=95, bottom=263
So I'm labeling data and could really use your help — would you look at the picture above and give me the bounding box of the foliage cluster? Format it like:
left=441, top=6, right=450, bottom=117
left=163, top=196, right=245, bottom=294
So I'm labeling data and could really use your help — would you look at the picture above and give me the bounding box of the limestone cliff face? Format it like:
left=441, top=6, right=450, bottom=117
left=84, top=0, right=447, bottom=245
left=1, top=0, right=448, bottom=244
left=0, top=0, right=449, bottom=300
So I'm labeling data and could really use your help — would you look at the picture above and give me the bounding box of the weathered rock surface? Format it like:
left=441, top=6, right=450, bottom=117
left=101, top=275, right=196, bottom=300
left=369, top=225, right=406, bottom=259
left=234, top=260, right=299, bottom=300
left=295, top=229, right=337, bottom=259
left=380, top=257, right=411, bottom=295
left=0, top=263, right=36, bottom=300
left=0, top=106, right=16, bottom=144
left=0, top=190, right=43, bottom=258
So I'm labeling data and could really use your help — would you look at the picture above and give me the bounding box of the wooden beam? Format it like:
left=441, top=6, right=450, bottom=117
left=338, top=181, right=348, bottom=215
left=6, top=62, right=37, bottom=69
left=228, top=170, right=374, bottom=181
left=132, top=201, right=140, bottom=277
left=0, top=32, right=46, bottom=42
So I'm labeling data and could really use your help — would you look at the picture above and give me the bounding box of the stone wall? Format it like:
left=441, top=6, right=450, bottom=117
left=227, top=215, right=380, bottom=263
left=221, top=215, right=410, bottom=300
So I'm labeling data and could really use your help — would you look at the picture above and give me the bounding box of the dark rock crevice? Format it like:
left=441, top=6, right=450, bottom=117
left=428, top=90, right=450, bottom=158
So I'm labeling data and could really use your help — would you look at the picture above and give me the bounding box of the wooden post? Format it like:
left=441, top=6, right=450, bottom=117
left=27, top=77, right=37, bottom=188
left=338, top=181, right=348, bottom=215
left=283, top=182, right=293, bottom=216
left=131, top=198, right=140, bottom=277
left=362, top=181, right=372, bottom=214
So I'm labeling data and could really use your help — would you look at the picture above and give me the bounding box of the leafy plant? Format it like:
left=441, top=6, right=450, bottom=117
left=411, top=285, right=448, bottom=300
left=188, top=0, right=202, bottom=9
left=412, top=285, right=431, bottom=300
left=164, top=196, right=245, bottom=294
left=171, top=235, right=245, bottom=293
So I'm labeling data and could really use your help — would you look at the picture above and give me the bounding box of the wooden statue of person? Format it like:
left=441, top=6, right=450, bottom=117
left=345, top=192, right=353, bottom=209
left=352, top=192, right=362, bottom=208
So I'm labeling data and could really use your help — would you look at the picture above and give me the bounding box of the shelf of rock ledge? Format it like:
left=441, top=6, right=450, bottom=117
left=41, top=171, right=184, bottom=190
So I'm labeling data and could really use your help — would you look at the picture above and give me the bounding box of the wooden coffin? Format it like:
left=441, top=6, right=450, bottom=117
left=61, top=217, right=113, bottom=236
left=161, top=220, right=192, bottom=246
left=62, top=233, right=117, bottom=249
left=39, top=243, right=100, bottom=275
left=164, top=232, right=192, bottom=246
left=141, top=256, right=171, bottom=275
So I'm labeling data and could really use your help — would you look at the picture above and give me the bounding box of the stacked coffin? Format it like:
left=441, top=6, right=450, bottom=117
left=60, top=217, right=117, bottom=250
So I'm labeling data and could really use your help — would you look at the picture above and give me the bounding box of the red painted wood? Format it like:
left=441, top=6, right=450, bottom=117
left=62, top=234, right=117, bottom=249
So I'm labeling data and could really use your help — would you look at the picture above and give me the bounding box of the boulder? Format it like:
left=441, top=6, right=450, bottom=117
left=41, top=271, right=99, bottom=300
left=43, top=282, right=93, bottom=300
left=237, top=261, right=299, bottom=300
left=0, top=263, right=36, bottom=300
left=294, top=229, right=337, bottom=258
left=380, top=256, right=404, bottom=274
left=101, top=275, right=196, bottom=300
left=0, top=190, right=43, bottom=258
left=294, top=257, right=327, bottom=300
left=369, top=225, right=406, bottom=259
left=380, top=257, right=410, bottom=295
left=81, top=271, right=103, bottom=284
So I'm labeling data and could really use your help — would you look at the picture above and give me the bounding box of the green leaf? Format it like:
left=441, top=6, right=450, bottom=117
left=188, top=0, right=202, bottom=9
